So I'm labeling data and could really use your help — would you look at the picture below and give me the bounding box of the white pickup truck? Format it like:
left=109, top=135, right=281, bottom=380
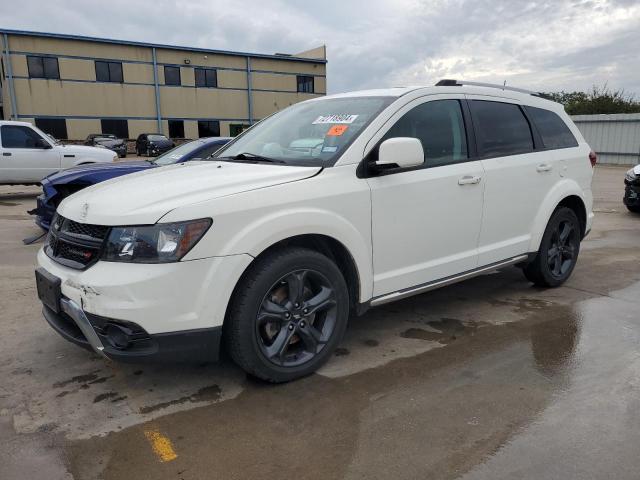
left=0, top=121, right=117, bottom=185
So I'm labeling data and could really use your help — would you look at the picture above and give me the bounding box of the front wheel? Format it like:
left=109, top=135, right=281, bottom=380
left=627, top=205, right=640, bottom=214
left=225, top=247, right=349, bottom=383
left=523, top=207, right=581, bottom=287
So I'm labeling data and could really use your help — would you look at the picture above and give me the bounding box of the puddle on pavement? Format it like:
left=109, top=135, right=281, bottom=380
left=65, top=288, right=612, bottom=480
left=400, top=317, right=479, bottom=344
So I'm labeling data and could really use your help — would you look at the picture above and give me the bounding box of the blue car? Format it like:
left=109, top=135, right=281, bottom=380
left=30, top=137, right=231, bottom=230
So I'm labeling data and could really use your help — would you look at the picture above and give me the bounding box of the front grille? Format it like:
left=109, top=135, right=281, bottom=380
left=45, top=214, right=110, bottom=270
left=65, top=219, right=109, bottom=240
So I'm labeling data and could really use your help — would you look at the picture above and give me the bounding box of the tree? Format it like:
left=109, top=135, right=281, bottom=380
left=540, top=85, right=640, bottom=115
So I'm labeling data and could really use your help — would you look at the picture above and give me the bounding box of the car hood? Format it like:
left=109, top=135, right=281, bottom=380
left=58, top=161, right=322, bottom=225
left=59, top=144, right=115, bottom=157
left=43, top=161, right=153, bottom=186
left=95, top=139, right=125, bottom=147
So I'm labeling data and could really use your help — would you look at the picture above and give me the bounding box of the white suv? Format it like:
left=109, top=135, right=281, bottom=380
left=35, top=81, right=594, bottom=382
left=0, top=121, right=116, bottom=184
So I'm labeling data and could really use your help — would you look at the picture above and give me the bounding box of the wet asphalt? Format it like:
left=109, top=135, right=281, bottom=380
left=0, top=165, right=638, bottom=479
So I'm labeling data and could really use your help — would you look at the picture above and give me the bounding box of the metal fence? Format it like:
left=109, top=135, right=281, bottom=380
left=572, top=113, right=640, bottom=166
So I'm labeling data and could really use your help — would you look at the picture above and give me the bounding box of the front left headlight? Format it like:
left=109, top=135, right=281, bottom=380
left=102, top=219, right=212, bottom=263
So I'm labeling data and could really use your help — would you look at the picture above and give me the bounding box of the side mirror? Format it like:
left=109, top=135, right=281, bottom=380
left=35, top=138, right=52, bottom=149
left=376, top=137, right=424, bottom=169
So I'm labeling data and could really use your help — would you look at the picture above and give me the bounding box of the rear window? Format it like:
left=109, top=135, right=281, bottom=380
left=469, top=100, right=534, bottom=157
left=526, top=106, right=578, bottom=149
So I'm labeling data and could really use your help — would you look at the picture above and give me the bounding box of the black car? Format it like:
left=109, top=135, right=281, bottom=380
left=136, top=133, right=175, bottom=157
left=85, top=133, right=128, bottom=158
left=623, top=165, right=640, bottom=213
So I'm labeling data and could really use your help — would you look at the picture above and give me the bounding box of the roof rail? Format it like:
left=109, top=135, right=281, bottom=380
left=435, top=79, right=542, bottom=97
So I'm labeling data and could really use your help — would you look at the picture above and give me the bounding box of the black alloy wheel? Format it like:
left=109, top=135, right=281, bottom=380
left=546, top=220, right=578, bottom=279
left=256, top=269, right=337, bottom=368
left=523, top=207, right=581, bottom=287
left=225, top=247, right=349, bottom=383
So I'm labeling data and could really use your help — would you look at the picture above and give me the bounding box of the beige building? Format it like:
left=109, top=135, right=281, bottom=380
left=0, top=29, right=326, bottom=140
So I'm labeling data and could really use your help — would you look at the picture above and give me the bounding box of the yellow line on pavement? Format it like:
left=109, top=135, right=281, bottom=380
left=144, top=428, right=178, bottom=462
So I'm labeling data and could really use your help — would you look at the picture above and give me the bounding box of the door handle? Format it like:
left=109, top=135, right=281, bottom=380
left=2, top=152, right=11, bottom=156
left=536, top=163, right=552, bottom=172
left=458, top=175, right=482, bottom=185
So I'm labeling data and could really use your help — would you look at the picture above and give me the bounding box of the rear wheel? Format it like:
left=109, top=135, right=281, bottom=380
left=523, top=207, right=581, bottom=287
left=225, top=247, right=349, bottom=383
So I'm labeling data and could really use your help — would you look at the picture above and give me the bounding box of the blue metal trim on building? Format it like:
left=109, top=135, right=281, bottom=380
left=0, top=28, right=327, bottom=65
left=151, top=47, right=162, bottom=132
left=2, top=33, right=18, bottom=119
left=7, top=50, right=327, bottom=78
left=246, top=56, right=253, bottom=124
left=16, top=114, right=252, bottom=122
left=10, top=75, right=326, bottom=95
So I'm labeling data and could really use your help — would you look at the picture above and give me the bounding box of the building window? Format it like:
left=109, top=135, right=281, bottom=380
left=27, top=56, right=60, bottom=79
left=297, top=75, right=314, bottom=93
left=168, top=120, right=185, bottom=138
left=95, top=61, right=124, bottom=83
left=229, top=124, right=250, bottom=137
left=35, top=118, right=68, bottom=140
left=100, top=119, right=129, bottom=139
left=197, top=120, right=220, bottom=138
left=195, top=68, right=217, bottom=88
left=164, top=66, right=181, bottom=86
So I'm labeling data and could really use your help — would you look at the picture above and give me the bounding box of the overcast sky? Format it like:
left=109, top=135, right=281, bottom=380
left=1, top=0, right=639, bottom=95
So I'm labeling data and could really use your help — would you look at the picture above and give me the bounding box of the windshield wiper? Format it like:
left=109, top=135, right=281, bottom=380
left=219, top=152, right=285, bottom=164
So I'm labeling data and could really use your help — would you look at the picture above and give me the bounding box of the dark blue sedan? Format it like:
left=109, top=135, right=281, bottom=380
left=30, top=137, right=231, bottom=230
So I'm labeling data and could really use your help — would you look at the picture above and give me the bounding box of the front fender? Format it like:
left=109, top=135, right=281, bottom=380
left=528, top=179, right=588, bottom=252
left=183, top=207, right=373, bottom=302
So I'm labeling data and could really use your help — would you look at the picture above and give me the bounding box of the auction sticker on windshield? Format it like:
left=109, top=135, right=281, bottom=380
left=312, top=114, right=358, bottom=124
left=326, top=125, right=349, bottom=136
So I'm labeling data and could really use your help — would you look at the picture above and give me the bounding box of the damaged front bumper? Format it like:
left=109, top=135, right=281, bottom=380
left=36, top=248, right=253, bottom=363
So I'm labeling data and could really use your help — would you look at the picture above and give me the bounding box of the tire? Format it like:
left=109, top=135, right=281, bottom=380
left=146, top=147, right=151, bottom=157
left=136, top=148, right=140, bottom=157
left=225, top=247, right=349, bottom=383
left=523, top=207, right=581, bottom=287
left=627, top=205, right=640, bottom=213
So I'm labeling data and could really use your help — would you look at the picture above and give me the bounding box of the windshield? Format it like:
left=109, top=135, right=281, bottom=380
left=148, top=135, right=169, bottom=142
left=153, top=141, right=206, bottom=166
left=214, top=96, right=393, bottom=166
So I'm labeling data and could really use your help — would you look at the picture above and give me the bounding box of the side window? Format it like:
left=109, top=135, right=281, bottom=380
left=297, top=75, right=314, bottom=93
left=95, top=61, right=123, bottom=83
left=35, top=118, right=68, bottom=140
left=164, top=66, right=181, bottom=86
left=168, top=120, right=184, bottom=138
left=469, top=100, right=533, bottom=157
left=27, top=56, right=60, bottom=79
left=1, top=125, right=45, bottom=148
left=198, top=120, right=220, bottom=138
left=195, top=68, right=217, bottom=88
left=100, top=119, right=129, bottom=139
left=380, top=99, right=468, bottom=167
left=526, top=106, right=578, bottom=149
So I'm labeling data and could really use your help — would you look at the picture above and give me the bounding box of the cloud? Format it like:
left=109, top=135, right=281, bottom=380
left=1, top=0, right=639, bottom=95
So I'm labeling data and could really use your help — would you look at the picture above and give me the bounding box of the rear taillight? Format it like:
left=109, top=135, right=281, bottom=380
left=589, top=151, right=597, bottom=168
